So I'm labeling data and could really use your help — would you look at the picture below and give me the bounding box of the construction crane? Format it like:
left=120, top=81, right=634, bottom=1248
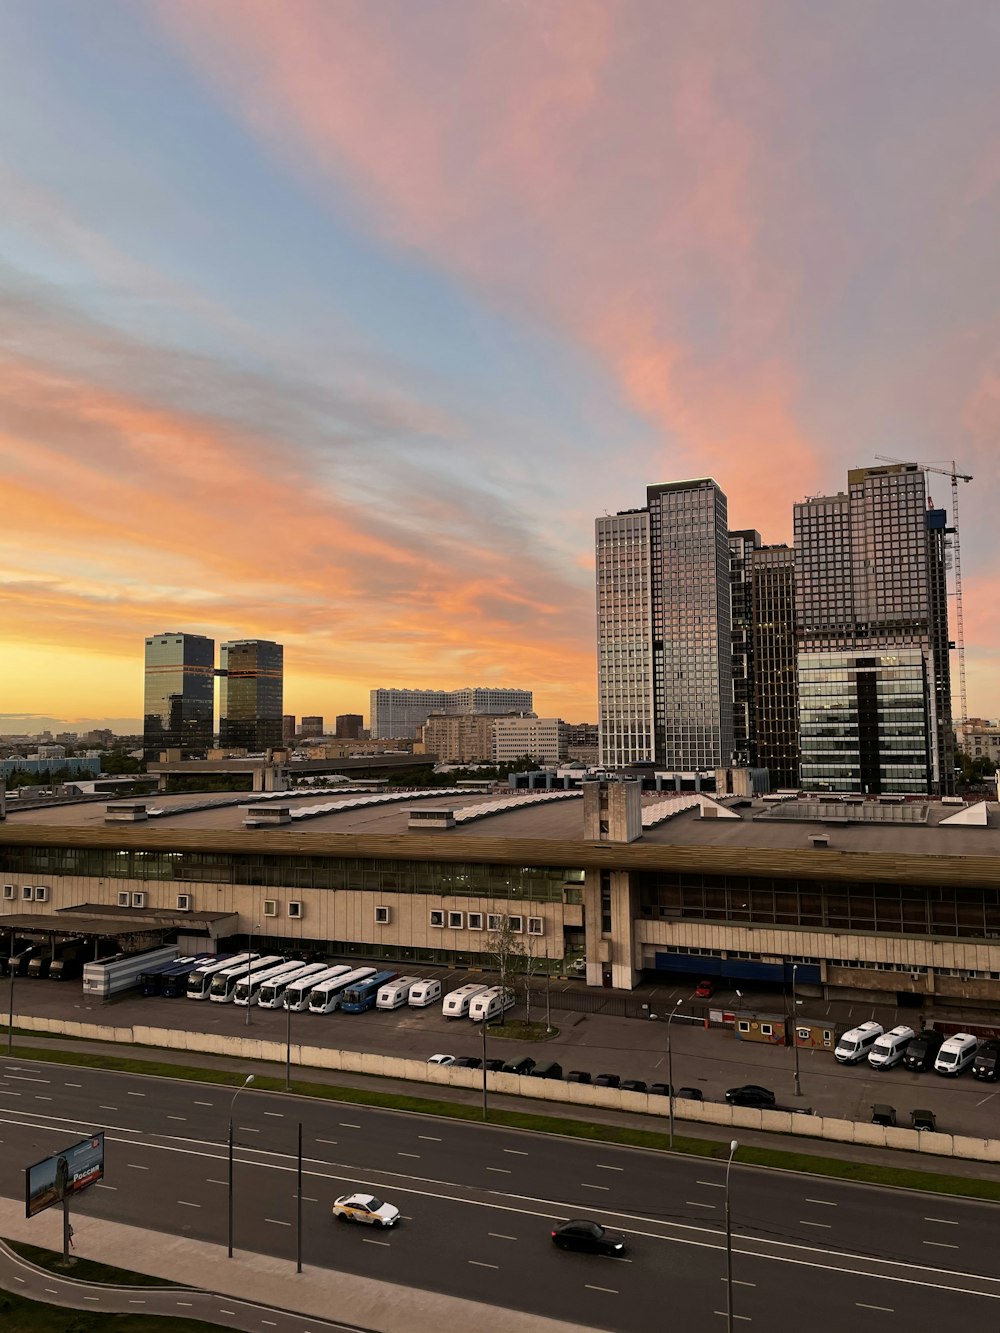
left=873, top=456, right=973, bottom=725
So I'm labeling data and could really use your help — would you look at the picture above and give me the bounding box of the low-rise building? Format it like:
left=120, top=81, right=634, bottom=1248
left=493, top=717, right=569, bottom=765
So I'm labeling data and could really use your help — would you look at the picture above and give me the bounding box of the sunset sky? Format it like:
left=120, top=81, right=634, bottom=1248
left=2, top=1, right=999, bottom=730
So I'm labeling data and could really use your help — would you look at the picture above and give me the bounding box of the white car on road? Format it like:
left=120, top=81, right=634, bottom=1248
left=332, top=1193, right=400, bottom=1228
left=427, top=1053, right=456, bottom=1066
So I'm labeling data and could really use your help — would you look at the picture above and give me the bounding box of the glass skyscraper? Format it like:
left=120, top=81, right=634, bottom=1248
left=597, top=479, right=733, bottom=771
left=794, top=463, right=953, bottom=794
left=750, top=545, right=799, bottom=788
left=143, top=632, right=215, bottom=755
left=219, top=639, right=284, bottom=751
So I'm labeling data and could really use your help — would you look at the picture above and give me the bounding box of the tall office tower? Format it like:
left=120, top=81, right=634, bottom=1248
left=750, top=545, right=799, bottom=788
left=794, top=463, right=953, bottom=794
left=219, top=639, right=284, bottom=750
left=142, top=632, right=215, bottom=755
left=335, top=713, right=363, bottom=739
left=282, top=715, right=296, bottom=743
left=370, top=686, right=534, bottom=740
left=729, top=530, right=762, bottom=768
left=299, top=716, right=324, bottom=739
left=597, top=479, right=734, bottom=771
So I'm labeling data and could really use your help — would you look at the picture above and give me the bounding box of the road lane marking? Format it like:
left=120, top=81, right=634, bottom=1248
left=339, top=1122, right=361, bottom=1129
left=363, top=1238, right=390, bottom=1247
left=581, top=1183, right=609, bottom=1191
left=925, top=1217, right=959, bottom=1225
left=486, top=1167, right=510, bottom=1174
left=585, top=1284, right=618, bottom=1294
left=35, top=1096, right=52, bottom=1101
left=127, top=1091, right=145, bottom=1097
left=713, top=1312, right=751, bottom=1321
left=207, top=1179, right=227, bottom=1186
left=96, top=1184, right=117, bottom=1191
left=316, top=1138, right=338, bottom=1146
left=266, top=1218, right=291, bottom=1226
left=8, top=1075, right=50, bottom=1083
left=84, top=1296, right=99, bottom=1301
left=923, top=1241, right=959, bottom=1249
left=168, top=1116, right=186, bottom=1121
left=697, top=1180, right=725, bottom=1188
left=806, top=1199, right=837, bottom=1206
left=398, top=1152, right=420, bottom=1158
left=264, top=1111, right=283, bottom=1117
left=129, top=1298, right=145, bottom=1304
left=65, top=1083, right=83, bottom=1088
left=468, top=1259, right=499, bottom=1268
left=687, top=1200, right=716, bottom=1209
left=194, top=1101, right=213, bottom=1107
left=45, top=1287, right=58, bottom=1294
left=720, top=1279, right=757, bottom=1287
left=489, top=1233, right=518, bottom=1240
left=800, top=1221, right=831, bottom=1229
left=100, top=1105, right=118, bottom=1111
left=176, top=1301, right=193, bottom=1307
left=178, top=1201, right=201, bottom=1208
left=127, top=1164, right=149, bottom=1170
left=419, top=1135, right=441, bottom=1141
left=219, top=1311, right=235, bottom=1317
left=596, top=1164, right=624, bottom=1172
left=504, top=1148, right=529, bottom=1155
left=857, top=1304, right=894, bottom=1313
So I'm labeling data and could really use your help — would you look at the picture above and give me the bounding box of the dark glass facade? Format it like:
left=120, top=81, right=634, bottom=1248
left=728, top=529, right=761, bottom=768
left=751, top=545, right=799, bottom=787
left=143, top=632, right=215, bottom=754
left=638, top=869, right=1000, bottom=940
left=219, top=639, right=283, bottom=750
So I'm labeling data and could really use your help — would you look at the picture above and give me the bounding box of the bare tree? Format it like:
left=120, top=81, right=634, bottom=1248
left=519, top=933, right=543, bottom=1027
left=486, top=915, right=523, bottom=1024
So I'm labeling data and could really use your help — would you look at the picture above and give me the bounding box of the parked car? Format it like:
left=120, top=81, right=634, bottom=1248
left=566, top=1070, right=592, bottom=1084
left=483, top=1058, right=507, bottom=1072
left=677, top=1087, right=704, bottom=1101
left=694, top=979, right=715, bottom=999
left=452, top=1056, right=482, bottom=1069
left=502, top=1056, right=536, bottom=1075
left=331, top=1193, right=400, bottom=1228
left=725, top=1084, right=776, bottom=1108
left=649, top=1082, right=673, bottom=1097
left=620, top=1079, right=647, bottom=1093
left=973, top=1039, right=1000, bottom=1081
left=903, top=1029, right=945, bottom=1072
left=427, top=1053, right=456, bottom=1066
left=594, top=1073, right=621, bottom=1089
left=551, top=1219, right=626, bottom=1255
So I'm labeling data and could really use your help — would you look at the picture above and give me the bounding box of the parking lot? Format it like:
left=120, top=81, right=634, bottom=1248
left=9, top=963, right=1000, bottom=1141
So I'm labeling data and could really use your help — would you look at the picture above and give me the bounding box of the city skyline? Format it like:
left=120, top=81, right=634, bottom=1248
left=3, top=3, right=1000, bottom=725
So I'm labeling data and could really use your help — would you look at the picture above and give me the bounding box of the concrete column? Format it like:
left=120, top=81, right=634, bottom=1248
left=609, top=870, right=640, bottom=990
left=583, top=871, right=602, bottom=987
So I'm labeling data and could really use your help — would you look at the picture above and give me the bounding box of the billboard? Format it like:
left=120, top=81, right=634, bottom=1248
left=25, top=1133, right=105, bottom=1219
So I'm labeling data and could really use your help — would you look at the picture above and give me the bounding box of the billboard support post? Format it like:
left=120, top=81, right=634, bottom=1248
left=59, top=1195, right=74, bottom=1268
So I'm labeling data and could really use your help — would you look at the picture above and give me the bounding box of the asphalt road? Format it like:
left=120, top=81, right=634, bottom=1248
left=2, top=1058, right=1000, bottom=1331
left=13, top=976, right=1000, bottom=1138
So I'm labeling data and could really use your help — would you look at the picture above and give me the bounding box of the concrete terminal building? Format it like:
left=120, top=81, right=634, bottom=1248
left=4, top=781, right=1000, bottom=1009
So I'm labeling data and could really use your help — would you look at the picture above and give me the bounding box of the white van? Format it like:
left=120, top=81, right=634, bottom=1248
left=442, top=982, right=490, bottom=1018
left=935, top=1032, right=978, bottom=1076
left=468, top=986, right=516, bottom=1023
left=408, top=979, right=442, bottom=1008
left=834, top=1021, right=884, bottom=1064
left=376, top=976, right=422, bottom=1010
left=868, top=1025, right=916, bottom=1070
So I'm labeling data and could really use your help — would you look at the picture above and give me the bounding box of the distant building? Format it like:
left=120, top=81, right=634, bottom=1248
left=335, top=714, right=363, bottom=740
left=299, top=716, right=324, bottom=739
left=956, top=719, right=1000, bottom=767
left=493, top=717, right=568, bottom=765
left=282, top=715, right=296, bottom=743
left=418, top=712, right=532, bottom=764
left=370, top=686, right=534, bottom=740
left=143, top=631, right=215, bottom=755
left=219, top=639, right=284, bottom=751
left=750, top=545, right=799, bottom=789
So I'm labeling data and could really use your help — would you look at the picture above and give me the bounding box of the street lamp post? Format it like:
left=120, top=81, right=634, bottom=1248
left=725, top=1138, right=738, bottom=1333
left=7, top=927, right=15, bottom=1057
left=791, top=964, right=801, bottom=1097
left=227, top=1074, right=255, bottom=1258
left=666, top=997, right=683, bottom=1150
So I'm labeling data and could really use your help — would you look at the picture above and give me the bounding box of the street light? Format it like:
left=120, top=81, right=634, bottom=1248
left=725, top=1138, right=738, bottom=1333
left=7, top=927, right=16, bottom=1057
left=227, top=1074, right=255, bottom=1258
left=666, top=997, right=683, bottom=1149
left=791, top=964, right=802, bottom=1097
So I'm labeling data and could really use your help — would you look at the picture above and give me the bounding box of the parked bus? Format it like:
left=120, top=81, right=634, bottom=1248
left=83, top=946, right=179, bottom=999
left=186, top=952, right=258, bottom=1000
left=138, top=955, right=201, bottom=996
left=48, top=941, right=94, bottom=982
left=307, top=967, right=377, bottom=1015
left=340, top=969, right=399, bottom=1014
left=282, top=964, right=351, bottom=1011
left=208, top=955, right=283, bottom=1004
left=161, top=954, right=227, bottom=998
left=257, top=961, right=329, bottom=1009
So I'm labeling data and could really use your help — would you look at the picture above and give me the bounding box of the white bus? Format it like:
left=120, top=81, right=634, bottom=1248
left=186, top=952, right=259, bottom=1001
left=258, top=962, right=330, bottom=1009
left=283, top=964, right=351, bottom=1011
left=233, top=959, right=302, bottom=1006
left=307, top=966, right=377, bottom=1015
left=209, top=955, right=284, bottom=1003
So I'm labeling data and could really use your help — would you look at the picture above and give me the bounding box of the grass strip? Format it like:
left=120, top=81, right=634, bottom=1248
left=10, top=1040, right=1000, bottom=1204
left=5, top=1240, right=178, bottom=1288
left=0, top=1287, right=223, bottom=1332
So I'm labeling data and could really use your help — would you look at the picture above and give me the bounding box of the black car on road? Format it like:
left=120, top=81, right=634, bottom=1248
left=551, top=1219, right=626, bottom=1255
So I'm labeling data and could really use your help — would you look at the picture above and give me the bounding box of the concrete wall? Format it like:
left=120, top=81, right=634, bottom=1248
left=15, top=1012, right=1000, bottom=1164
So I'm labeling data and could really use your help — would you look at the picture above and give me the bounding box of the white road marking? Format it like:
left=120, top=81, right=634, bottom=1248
left=582, top=1183, right=610, bottom=1191
left=207, top=1179, right=227, bottom=1186
left=687, top=1200, right=716, bottom=1209
left=168, top=1116, right=186, bottom=1121
left=127, top=1164, right=149, bottom=1170
left=100, top=1105, right=118, bottom=1111
left=800, top=1221, right=831, bottom=1229
left=923, top=1241, right=959, bottom=1249
left=720, top=1278, right=757, bottom=1287
left=489, top=1233, right=518, bottom=1240
left=806, top=1199, right=838, bottom=1207
left=585, top=1284, right=618, bottom=1294
left=178, top=1201, right=201, bottom=1208
left=697, top=1180, right=725, bottom=1188
left=96, top=1184, right=117, bottom=1191
left=7, top=1075, right=49, bottom=1083
left=363, top=1238, right=391, bottom=1247
left=857, top=1304, right=894, bottom=1313
left=469, top=1259, right=499, bottom=1268
left=35, top=1096, right=52, bottom=1101
left=219, top=1311, right=236, bottom=1317
left=925, top=1217, right=960, bottom=1225
left=597, top=1164, right=624, bottom=1172
left=194, top=1101, right=213, bottom=1107
left=713, top=1312, right=751, bottom=1321
left=487, top=1167, right=510, bottom=1174
left=339, top=1122, right=361, bottom=1129
left=84, top=1296, right=99, bottom=1301
left=264, top=1111, right=283, bottom=1117
left=176, top=1301, right=193, bottom=1307
left=504, top=1148, right=529, bottom=1155
left=65, top=1083, right=83, bottom=1088
left=266, top=1218, right=291, bottom=1226
left=127, top=1091, right=145, bottom=1097
left=129, top=1298, right=145, bottom=1304
left=316, top=1138, right=338, bottom=1145
left=419, top=1135, right=441, bottom=1141
left=398, top=1152, right=420, bottom=1158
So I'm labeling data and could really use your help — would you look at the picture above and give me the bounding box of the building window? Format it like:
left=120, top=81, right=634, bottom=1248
left=429, top=910, right=445, bottom=928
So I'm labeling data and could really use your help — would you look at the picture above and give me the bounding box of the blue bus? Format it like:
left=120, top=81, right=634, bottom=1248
left=157, top=954, right=217, bottom=998
left=138, top=956, right=201, bottom=997
left=340, top=969, right=399, bottom=1014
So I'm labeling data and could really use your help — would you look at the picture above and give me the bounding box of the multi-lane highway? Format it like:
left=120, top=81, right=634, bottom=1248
left=2, top=1057, right=1000, bottom=1331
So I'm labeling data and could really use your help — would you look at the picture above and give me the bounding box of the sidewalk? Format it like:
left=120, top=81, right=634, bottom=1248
left=0, top=1198, right=582, bottom=1333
